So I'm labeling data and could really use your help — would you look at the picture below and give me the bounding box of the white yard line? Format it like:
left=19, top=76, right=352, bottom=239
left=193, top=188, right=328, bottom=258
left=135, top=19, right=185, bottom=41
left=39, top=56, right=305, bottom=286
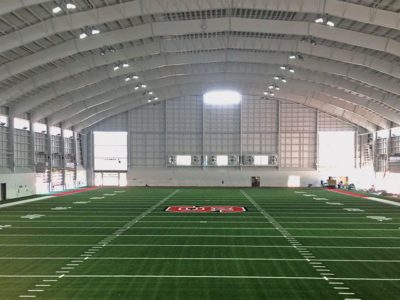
left=0, top=196, right=54, bottom=209
left=240, top=190, right=360, bottom=299
left=2, top=274, right=400, bottom=281
left=3, top=257, right=400, bottom=263
left=18, top=189, right=180, bottom=298
left=366, top=197, right=400, bottom=207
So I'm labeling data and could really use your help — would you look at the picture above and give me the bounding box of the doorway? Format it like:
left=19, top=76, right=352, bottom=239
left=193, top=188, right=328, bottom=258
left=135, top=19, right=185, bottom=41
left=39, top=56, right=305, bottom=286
left=251, top=177, right=260, bottom=187
left=0, top=183, right=6, bottom=201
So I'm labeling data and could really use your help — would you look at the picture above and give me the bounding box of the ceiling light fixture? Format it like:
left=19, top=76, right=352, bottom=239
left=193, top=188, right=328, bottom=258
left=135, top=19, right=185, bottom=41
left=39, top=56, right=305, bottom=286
left=79, top=32, right=88, bottom=39
left=52, top=6, right=62, bottom=14
left=315, top=14, right=335, bottom=27
left=66, top=2, right=76, bottom=10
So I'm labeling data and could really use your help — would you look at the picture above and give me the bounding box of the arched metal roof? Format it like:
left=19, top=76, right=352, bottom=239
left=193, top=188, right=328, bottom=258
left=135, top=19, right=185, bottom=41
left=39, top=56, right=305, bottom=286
left=0, top=0, right=399, bottom=131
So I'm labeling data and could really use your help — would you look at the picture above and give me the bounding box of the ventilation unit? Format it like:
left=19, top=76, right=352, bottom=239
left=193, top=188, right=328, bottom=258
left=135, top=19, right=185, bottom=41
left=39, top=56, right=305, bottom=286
left=242, top=155, right=254, bottom=166
left=228, top=155, right=239, bottom=166
left=191, top=155, right=202, bottom=166
left=208, top=155, right=218, bottom=166
left=167, top=155, right=177, bottom=166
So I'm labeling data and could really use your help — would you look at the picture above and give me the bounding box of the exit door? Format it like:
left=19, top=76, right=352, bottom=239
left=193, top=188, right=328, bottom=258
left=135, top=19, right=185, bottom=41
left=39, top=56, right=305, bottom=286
left=251, top=177, right=260, bottom=187
left=0, top=183, right=6, bottom=201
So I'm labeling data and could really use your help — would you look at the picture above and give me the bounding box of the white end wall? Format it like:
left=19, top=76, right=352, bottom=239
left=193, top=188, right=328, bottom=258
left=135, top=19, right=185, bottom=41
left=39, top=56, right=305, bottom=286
left=0, top=170, right=36, bottom=199
left=128, top=167, right=321, bottom=187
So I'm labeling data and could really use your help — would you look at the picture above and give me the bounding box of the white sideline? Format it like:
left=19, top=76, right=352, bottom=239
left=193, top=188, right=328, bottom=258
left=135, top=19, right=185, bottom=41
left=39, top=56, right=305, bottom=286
left=366, top=197, right=400, bottom=207
left=0, top=196, right=54, bottom=209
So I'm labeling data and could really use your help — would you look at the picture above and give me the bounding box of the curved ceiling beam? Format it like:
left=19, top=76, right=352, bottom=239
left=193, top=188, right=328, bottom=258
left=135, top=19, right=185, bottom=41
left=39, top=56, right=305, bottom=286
left=1, top=17, right=399, bottom=84
left=2, top=0, right=400, bottom=55
left=40, top=66, right=397, bottom=126
left=0, top=0, right=50, bottom=16
left=72, top=82, right=377, bottom=133
left=10, top=50, right=400, bottom=117
left=3, top=36, right=400, bottom=103
left=61, top=73, right=387, bottom=129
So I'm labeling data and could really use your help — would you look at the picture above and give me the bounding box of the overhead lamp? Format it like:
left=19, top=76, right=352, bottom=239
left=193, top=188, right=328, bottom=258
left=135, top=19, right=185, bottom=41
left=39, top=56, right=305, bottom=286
left=79, top=32, right=88, bottom=39
left=66, top=2, right=76, bottom=10
left=52, top=6, right=62, bottom=14
left=315, top=14, right=335, bottom=27
left=326, top=20, right=335, bottom=27
left=314, top=17, right=324, bottom=24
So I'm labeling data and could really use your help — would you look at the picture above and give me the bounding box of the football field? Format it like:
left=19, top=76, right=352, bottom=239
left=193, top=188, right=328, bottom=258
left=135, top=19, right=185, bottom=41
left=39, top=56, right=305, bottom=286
left=0, top=187, right=400, bottom=299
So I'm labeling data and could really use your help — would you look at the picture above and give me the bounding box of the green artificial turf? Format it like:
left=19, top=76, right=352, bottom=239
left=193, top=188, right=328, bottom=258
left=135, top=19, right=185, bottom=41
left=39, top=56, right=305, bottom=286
left=0, top=187, right=399, bottom=299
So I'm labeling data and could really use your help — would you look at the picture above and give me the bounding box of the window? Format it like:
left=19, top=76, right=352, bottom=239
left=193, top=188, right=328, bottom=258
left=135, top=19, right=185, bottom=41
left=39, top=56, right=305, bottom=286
left=176, top=155, right=191, bottom=166
left=0, top=115, right=8, bottom=127
left=50, top=126, right=61, bottom=136
left=64, top=129, right=73, bottom=138
left=34, top=122, right=47, bottom=134
left=254, top=155, right=269, bottom=166
left=14, top=117, right=30, bottom=130
left=94, top=131, right=127, bottom=171
left=216, top=155, right=228, bottom=166
left=318, top=132, right=355, bottom=169
left=203, top=90, right=241, bottom=105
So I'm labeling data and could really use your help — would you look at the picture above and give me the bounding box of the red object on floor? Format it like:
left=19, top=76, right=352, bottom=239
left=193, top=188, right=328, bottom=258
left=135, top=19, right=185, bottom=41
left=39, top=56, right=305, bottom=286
left=325, top=189, right=367, bottom=198
left=53, top=187, right=98, bottom=197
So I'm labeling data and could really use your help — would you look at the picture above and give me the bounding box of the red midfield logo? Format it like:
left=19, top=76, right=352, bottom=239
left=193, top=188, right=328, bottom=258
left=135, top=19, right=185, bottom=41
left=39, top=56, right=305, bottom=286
left=165, top=206, right=247, bottom=213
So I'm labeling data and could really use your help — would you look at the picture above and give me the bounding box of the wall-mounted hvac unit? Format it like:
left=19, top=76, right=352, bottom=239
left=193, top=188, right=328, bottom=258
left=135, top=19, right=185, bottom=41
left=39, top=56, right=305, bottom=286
left=167, top=155, right=177, bottom=166
left=191, top=155, right=202, bottom=166
left=228, top=155, right=239, bottom=166
left=269, top=155, right=279, bottom=166
left=208, top=155, right=218, bottom=166
left=242, top=155, right=254, bottom=166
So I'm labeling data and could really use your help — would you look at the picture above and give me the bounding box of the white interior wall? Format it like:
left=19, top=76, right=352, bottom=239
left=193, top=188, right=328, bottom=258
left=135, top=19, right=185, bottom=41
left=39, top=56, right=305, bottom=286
left=0, top=171, right=36, bottom=199
left=87, top=95, right=379, bottom=188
